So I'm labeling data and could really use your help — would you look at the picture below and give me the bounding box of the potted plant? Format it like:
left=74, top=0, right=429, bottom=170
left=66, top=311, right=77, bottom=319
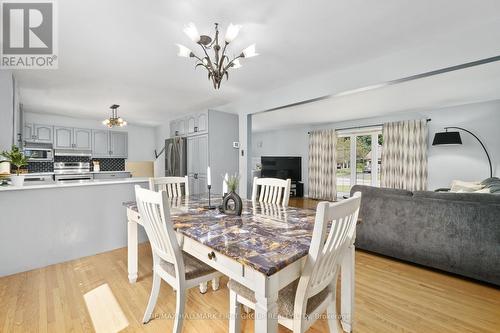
left=1, top=145, right=28, bottom=187
left=222, top=174, right=243, bottom=215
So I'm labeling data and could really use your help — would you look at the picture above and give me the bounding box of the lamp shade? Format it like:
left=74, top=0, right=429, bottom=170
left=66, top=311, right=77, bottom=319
left=432, top=131, right=462, bottom=145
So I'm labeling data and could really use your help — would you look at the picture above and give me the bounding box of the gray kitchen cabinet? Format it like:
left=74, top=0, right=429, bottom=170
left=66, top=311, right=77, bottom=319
left=73, top=128, right=92, bottom=150
left=92, top=130, right=128, bottom=158
left=24, top=123, right=53, bottom=143
left=54, top=126, right=73, bottom=149
left=170, top=110, right=238, bottom=195
left=93, top=171, right=131, bottom=179
left=34, top=124, right=53, bottom=143
left=110, top=131, right=128, bottom=158
left=170, top=118, right=187, bottom=137
left=23, top=123, right=33, bottom=141
left=187, top=134, right=208, bottom=195
left=92, top=130, right=110, bottom=157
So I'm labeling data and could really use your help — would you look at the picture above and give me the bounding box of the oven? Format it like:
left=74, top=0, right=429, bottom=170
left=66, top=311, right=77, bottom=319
left=54, top=162, right=93, bottom=182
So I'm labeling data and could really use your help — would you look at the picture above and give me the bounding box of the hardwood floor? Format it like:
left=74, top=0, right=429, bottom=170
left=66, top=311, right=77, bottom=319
left=1, top=199, right=499, bottom=332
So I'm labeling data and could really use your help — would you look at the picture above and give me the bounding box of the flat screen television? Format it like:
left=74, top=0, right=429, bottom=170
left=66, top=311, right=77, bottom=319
left=261, top=156, right=301, bottom=182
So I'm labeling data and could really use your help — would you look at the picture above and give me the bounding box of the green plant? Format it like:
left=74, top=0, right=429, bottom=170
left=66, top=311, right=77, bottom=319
left=225, top=174, right=239, bottom=192
left=1, top=145, right=28, bottom=176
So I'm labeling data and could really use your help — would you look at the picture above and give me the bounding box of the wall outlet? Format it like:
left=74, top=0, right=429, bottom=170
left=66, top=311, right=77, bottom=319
left=233, top=142, right=240, bottom=149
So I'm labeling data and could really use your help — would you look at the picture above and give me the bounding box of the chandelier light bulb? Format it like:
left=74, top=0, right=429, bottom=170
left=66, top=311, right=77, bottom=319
left=241, top=44, right=258, bottom=58
left=183, top=22, right=200, bottom=43
left=176, top=44, right=193, bottom=57
left=224, top=23, right=242, bottom=43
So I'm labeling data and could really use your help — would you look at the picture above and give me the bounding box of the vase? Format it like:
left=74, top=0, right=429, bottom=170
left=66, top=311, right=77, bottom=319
left=10, top=174, right=25, bottom=187
left=222, top=191, right=243, bottom=216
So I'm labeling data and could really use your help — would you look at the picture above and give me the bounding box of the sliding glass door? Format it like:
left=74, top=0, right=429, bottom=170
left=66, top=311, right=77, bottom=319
left=336, top=128, right=382, bottom=198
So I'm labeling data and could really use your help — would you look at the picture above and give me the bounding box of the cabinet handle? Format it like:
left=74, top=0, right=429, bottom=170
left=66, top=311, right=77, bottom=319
left=194, top=126, right=198, bottom=132
left=208, top=251, right=216, bottom=260
left=175, top=130, right=179, bottom=136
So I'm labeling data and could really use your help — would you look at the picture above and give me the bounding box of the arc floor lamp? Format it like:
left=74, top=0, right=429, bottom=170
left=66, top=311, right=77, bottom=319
left=432, top=127, right=493, bottom=178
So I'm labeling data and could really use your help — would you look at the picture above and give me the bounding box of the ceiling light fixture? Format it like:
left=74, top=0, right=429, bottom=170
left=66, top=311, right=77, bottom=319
left=102, top=104, right=127, bottom=128
left=176, top=22, right=258, bottom=89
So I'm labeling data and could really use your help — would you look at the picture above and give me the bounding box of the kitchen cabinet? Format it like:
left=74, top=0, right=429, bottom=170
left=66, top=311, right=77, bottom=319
left=169, top=110, right=238, bottom=195
left=93, top=171, right=131, bottom=179
left=92, top=130, right=110, bottom=157
left=187, top=134, right=208, bottom=195
left=170, top=118, right=187, bottom=137
left=110, top=131, right=128, bottom=158
left=54, top=126, right=73, bottom=149
left=24, top=123, right=53, bottom=143
left=92, top=130, right=128, bottom=158
left=186, top=111, right=208, bottom=136
left=74, top=128, right=92, bottom=150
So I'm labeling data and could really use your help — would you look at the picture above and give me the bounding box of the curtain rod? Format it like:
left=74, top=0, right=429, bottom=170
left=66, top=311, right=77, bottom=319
left=307, top=118, right=431, bottom=134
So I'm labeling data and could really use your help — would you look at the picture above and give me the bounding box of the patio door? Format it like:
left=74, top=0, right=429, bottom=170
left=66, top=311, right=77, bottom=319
left=336, top=128, right=383, bottom=198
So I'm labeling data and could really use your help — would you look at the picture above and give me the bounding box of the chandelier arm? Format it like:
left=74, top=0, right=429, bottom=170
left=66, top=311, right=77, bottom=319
left=198, top=43, right=215, bottom=72
left=218, top=42, right=229, bottom=72
left=223, top=55, right=243, bottom=71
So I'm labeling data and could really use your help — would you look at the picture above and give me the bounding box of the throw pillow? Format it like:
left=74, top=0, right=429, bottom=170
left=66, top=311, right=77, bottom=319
left=480, top=177, right=500, bottom=186
left=450, top=180, right=484, bottom=192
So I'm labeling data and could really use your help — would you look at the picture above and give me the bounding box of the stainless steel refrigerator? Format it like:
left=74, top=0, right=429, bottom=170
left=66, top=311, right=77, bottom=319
left=165, top=137, right=187, bottom=177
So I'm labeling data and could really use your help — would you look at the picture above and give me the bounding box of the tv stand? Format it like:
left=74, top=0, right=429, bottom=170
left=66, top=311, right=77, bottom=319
left=290, top=181, right=304, bottom=197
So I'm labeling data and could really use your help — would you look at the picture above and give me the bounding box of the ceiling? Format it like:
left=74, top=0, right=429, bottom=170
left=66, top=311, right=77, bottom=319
left=252, top=61, right=500, bottom=131
left=13, top=0, right=500, bottom=126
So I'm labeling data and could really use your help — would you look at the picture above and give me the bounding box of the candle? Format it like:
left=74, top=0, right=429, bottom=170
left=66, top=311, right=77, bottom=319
left=223, top=173, right=228, bottom=194
left=207, top=166, right=211, bottom=186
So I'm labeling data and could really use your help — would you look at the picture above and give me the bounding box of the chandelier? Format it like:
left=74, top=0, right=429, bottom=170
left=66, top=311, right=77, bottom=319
left=102, top=104, right=127, bottom=128
left=176, top=22, right=259, bottom=89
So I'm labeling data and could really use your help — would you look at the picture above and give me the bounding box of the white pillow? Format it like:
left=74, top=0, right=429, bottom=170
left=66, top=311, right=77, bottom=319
left=450, top=180, right=483, bottom=193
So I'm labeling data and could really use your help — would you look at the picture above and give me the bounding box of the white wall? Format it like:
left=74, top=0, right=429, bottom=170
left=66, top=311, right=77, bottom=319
left=24, top=112, right=156, bottom=161
left=0, top=72, right=14, bottom=152
left=252, top=125, right=311, bottom=194
left=252, top=100, right=500, bottom=191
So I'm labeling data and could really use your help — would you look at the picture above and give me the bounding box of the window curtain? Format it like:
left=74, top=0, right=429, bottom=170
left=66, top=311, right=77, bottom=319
left=381, top=119, right=428, bottom=191
left=308, top=129, right=337, bottom=200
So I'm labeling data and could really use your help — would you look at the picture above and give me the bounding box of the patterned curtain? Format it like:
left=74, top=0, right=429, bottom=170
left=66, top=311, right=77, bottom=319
left=381, top=120, right=428, bottom=191
left=308, top=129, right=337, bottom=200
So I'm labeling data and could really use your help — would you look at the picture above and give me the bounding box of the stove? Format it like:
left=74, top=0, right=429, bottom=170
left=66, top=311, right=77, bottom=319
left=53, top=162, right=92, bottom=182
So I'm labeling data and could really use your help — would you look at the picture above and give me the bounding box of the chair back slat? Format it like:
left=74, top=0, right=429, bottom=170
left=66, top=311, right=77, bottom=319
left=297, top=192, right=361, bottom=300
left=134, top=186, right=184, bottom=271
left=149, top=176, right=189, bottom=197
left=252, top=177, right=291, bottom=207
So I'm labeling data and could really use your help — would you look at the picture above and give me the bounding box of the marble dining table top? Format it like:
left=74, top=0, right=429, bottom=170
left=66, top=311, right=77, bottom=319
left=123, top=195, right=319, bottom=276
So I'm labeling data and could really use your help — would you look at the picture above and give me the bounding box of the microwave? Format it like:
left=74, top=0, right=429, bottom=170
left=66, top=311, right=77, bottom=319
left=23, top=147, right=54, bottom=162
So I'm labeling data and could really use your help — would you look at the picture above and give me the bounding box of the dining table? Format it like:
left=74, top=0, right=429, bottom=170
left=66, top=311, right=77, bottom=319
left=124, top=195, right=355, bottom=333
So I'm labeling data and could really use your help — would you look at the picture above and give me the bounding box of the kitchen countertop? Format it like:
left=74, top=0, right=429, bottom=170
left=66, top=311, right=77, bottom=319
left=23, top=171, right=131, bottom=176
left=0, top=177, right=148, bottom=192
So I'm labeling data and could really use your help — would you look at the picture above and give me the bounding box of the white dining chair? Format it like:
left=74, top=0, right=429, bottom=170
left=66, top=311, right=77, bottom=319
left=251, top=177, right=292, bottom=207
left=135, top=186, right=222, bottom=332
left=149, top=176, right=189, bottom=197
left=228, top=192, right=362, bottom=333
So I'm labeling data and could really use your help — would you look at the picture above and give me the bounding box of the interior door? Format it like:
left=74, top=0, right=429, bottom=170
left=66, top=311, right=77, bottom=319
left=73, top=128, right=92, bottom=150
left=54, top=127, right=73, bottom=149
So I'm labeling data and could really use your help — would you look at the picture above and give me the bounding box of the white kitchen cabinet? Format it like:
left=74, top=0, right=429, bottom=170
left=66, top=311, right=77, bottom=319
left=187, top=134, right=209, bottom=195
left=92, top=130, right=110, bottom=157
left=74, top=128, right=92, bottom=150
left=110, top=131, right=128, bottom=158
left=24, top=123, right=53, bottom=143
left=23, top=123, right=34, bottom=141
left=54, top=126, right=73, bottom=149
left=34, top=124, right=53, bottom=143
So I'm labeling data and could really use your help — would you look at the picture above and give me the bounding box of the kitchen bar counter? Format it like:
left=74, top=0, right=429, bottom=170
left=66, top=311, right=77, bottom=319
left=0, top=177, right=148, bottom=191
left=0, top=177, right=149, bottom=276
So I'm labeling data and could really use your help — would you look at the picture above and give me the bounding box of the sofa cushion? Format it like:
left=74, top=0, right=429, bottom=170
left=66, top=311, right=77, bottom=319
left=450, top=180, right=483, bottom=192
left=480, top=177, right=500, bottom=186
left=413, top=191, right=500, bottom=204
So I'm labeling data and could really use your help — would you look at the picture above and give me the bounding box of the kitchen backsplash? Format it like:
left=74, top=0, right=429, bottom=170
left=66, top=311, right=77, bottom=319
left=27, top=157, right=125, bottom=173
left=92, top=158, right=125, bottom=171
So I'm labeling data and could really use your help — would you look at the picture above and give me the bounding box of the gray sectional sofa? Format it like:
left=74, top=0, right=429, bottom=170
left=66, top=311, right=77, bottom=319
left=350, top=185, right=500, bottom=285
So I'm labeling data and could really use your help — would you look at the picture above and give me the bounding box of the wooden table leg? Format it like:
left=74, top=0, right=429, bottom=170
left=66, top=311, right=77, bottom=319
left=254, top=292, right=278, bottom=333
left=127, top=219, right=138, bottom=283
left=341, top=243, right=355, bottom=332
